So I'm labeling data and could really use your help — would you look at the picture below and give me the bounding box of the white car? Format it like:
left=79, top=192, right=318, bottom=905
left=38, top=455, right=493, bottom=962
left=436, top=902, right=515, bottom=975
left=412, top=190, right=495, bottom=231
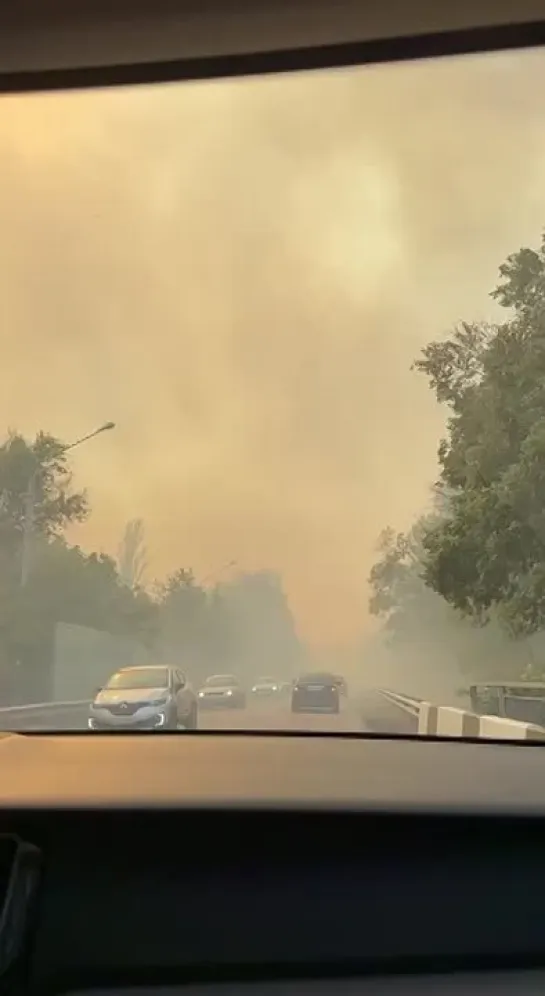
left=88, top=665, right=198, bottom=731
left=251, top=677, right=281, bottom=697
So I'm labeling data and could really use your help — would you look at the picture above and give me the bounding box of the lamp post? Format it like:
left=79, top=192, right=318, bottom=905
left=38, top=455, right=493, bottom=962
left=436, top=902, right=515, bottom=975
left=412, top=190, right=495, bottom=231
left=20, top=421, right=115, bottom=588
left=200, top=560, right=237, bottom=587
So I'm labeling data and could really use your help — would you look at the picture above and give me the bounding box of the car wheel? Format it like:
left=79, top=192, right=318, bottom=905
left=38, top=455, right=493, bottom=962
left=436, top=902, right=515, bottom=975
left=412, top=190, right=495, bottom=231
left=164, top=709, right=178, bottom=730
left=178, top=703, right=198, bottom=730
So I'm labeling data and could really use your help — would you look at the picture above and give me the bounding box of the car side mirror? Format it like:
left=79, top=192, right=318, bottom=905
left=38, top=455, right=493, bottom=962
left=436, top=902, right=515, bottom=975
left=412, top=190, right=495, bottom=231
left=94, top=686, right=102, bottom=696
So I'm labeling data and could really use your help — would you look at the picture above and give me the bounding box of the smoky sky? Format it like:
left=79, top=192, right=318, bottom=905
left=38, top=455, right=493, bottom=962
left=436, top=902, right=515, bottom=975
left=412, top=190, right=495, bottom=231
left=1, top=48, right=545, bottom=647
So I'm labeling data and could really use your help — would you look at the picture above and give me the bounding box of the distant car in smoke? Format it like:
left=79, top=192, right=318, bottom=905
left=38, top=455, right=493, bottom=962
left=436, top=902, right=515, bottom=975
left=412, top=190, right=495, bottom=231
left=251, top=677, right=281, bottom=697
left=332, top=675, right=348, bottom=697
left=198, top=674, right=246, bottom=709
left=291, top=672, right=340, bottom=714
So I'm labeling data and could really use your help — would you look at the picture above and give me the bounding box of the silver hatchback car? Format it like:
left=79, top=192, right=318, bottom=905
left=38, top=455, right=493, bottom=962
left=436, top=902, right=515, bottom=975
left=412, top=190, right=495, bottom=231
left=88, top=665, right=198, bottom=731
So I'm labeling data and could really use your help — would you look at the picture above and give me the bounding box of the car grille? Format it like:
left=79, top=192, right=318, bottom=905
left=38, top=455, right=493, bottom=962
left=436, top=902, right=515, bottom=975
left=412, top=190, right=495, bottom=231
left=106, top=702, right=141, bottom=716
left=92, top=716, right=161, bottom=730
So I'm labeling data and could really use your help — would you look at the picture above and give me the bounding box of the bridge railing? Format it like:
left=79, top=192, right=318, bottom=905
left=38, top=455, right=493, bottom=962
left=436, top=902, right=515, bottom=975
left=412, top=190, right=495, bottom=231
left=378, top=688, right=545, bottom=740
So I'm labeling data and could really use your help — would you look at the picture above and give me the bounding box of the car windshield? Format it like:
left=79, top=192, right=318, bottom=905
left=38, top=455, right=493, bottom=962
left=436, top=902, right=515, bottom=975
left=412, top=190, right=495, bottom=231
left=106, top=669, right=168, bottom=690
left=299, top=674, right=335, bottom=685
left=3, top=49, right=545, bottom=743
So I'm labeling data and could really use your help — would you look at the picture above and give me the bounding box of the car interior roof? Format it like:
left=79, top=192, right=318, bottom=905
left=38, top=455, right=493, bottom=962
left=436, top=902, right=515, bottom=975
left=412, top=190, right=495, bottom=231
left=0, top=0, right=544, bottom=91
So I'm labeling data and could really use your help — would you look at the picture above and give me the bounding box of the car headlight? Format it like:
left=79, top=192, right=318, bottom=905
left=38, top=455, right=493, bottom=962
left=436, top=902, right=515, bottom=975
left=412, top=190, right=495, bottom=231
left=226, top=689, right=233, bottom=696
left=149, top=695, right=168, bottom=706
left=198, top=691, right=205, bottom=698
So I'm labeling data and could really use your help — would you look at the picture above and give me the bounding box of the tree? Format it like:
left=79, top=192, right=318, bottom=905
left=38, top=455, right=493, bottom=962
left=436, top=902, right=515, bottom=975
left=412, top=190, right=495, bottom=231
left=0, top=430, right=159, bottom=702
left=2, top=537, right=159, bottom=701
left=117, top=518, right=148, bottom=589
left=369, top=523, right=429, bottom=623
left=415, top=231, right=545, bottom=636
left=218, top=571, right=302, bottom=683
left=367, top=516, right=532, bottom=685
left=30, top=539, right=158, bottom=645
left=0, top=431, right=88, bottom=534
left=154, top=567, right=302, bottom=687
left=0, top=430, right=87, bottom=581
left=155, top=569, right=210, bottom=680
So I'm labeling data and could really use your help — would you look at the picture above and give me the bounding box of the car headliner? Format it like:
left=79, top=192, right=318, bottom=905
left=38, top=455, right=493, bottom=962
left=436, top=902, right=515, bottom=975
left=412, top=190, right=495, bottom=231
left=0, top=0, right=543, bottom=91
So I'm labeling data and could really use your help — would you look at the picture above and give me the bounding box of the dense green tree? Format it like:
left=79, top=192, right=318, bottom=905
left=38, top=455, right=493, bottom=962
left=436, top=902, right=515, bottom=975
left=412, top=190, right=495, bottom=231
left=414, top=232, right=545, bottom=636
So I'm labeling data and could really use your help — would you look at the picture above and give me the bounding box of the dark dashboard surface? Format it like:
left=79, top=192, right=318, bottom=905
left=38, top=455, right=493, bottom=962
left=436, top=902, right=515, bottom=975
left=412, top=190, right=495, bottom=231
left=0, top=731, right=544, bottom=813
left=0, top=733, right=540, bottom=991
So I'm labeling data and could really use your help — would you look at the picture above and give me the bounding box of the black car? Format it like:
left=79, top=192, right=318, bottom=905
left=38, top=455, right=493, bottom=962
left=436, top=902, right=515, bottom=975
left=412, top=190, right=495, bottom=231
left=291, top=672, right=340, bottom=714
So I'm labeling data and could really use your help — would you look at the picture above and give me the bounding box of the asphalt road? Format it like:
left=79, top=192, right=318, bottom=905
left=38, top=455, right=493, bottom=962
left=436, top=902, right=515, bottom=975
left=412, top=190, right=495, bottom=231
left=0, top=689, right=417, bottom=734
left=198, top=697, right=364, bottom=733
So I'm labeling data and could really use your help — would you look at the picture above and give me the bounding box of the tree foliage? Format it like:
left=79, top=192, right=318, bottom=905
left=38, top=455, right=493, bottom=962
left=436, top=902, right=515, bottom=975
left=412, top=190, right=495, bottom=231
left=0, top=433, right=155, bottom=699
left=368, top=514, right=534, bottom=682
left=117, top=518, right=148, bottom=589
left=155, top=568, right=301, bottom=687
left=0, top=429, right=302, bottom=701
left=0, top=431, right=88, bottom=538
left=414, top=231, right=545, bottom=635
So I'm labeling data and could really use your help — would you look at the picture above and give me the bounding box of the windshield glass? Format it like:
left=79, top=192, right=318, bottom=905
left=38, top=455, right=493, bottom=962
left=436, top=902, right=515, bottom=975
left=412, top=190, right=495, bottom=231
left=105, top=669, right=169, bottom=690
left=2, top=50, right=545, bottom=742
left=299, top=674, right=335, bottom=684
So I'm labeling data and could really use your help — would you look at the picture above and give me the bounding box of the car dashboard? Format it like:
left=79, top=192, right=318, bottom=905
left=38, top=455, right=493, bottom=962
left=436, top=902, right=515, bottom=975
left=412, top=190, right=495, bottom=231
left=0, top=732, right=543, bottom=996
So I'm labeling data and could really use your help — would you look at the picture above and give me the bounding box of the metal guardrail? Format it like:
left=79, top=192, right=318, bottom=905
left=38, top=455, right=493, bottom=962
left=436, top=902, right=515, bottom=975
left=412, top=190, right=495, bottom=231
left=378, top=689, right=422, bottom=717
left=0, top=700, right=89, bottom=730
left=0, top=701, right=87, bottom=714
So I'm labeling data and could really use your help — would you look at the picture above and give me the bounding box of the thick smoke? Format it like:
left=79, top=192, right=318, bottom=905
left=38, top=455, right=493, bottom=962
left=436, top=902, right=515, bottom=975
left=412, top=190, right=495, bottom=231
left=0, top=50, right=544, bottom=649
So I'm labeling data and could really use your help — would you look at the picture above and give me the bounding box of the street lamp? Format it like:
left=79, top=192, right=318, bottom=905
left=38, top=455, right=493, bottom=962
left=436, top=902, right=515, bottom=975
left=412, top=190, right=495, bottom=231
left=20, top=421, right=116, bottom=587
left=200, top=560, right=237, bottom=587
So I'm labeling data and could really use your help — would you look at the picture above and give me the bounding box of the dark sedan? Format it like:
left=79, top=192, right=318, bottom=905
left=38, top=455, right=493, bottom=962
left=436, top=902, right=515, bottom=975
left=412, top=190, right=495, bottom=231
left=291, top=672, right=340, bottom=714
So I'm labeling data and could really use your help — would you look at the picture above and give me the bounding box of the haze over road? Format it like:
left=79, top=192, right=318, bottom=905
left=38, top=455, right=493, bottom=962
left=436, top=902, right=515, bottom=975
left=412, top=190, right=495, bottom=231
left=0, top=697, right=374, bottom=733
left=199, top=700, right=364, bottom=733
left=0, top=690, right=419, bottom=734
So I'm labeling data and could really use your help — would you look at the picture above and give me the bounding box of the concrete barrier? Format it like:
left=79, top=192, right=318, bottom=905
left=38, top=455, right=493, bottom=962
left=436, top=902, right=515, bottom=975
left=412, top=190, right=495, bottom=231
left=477, top=714, right=545, bottom=741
